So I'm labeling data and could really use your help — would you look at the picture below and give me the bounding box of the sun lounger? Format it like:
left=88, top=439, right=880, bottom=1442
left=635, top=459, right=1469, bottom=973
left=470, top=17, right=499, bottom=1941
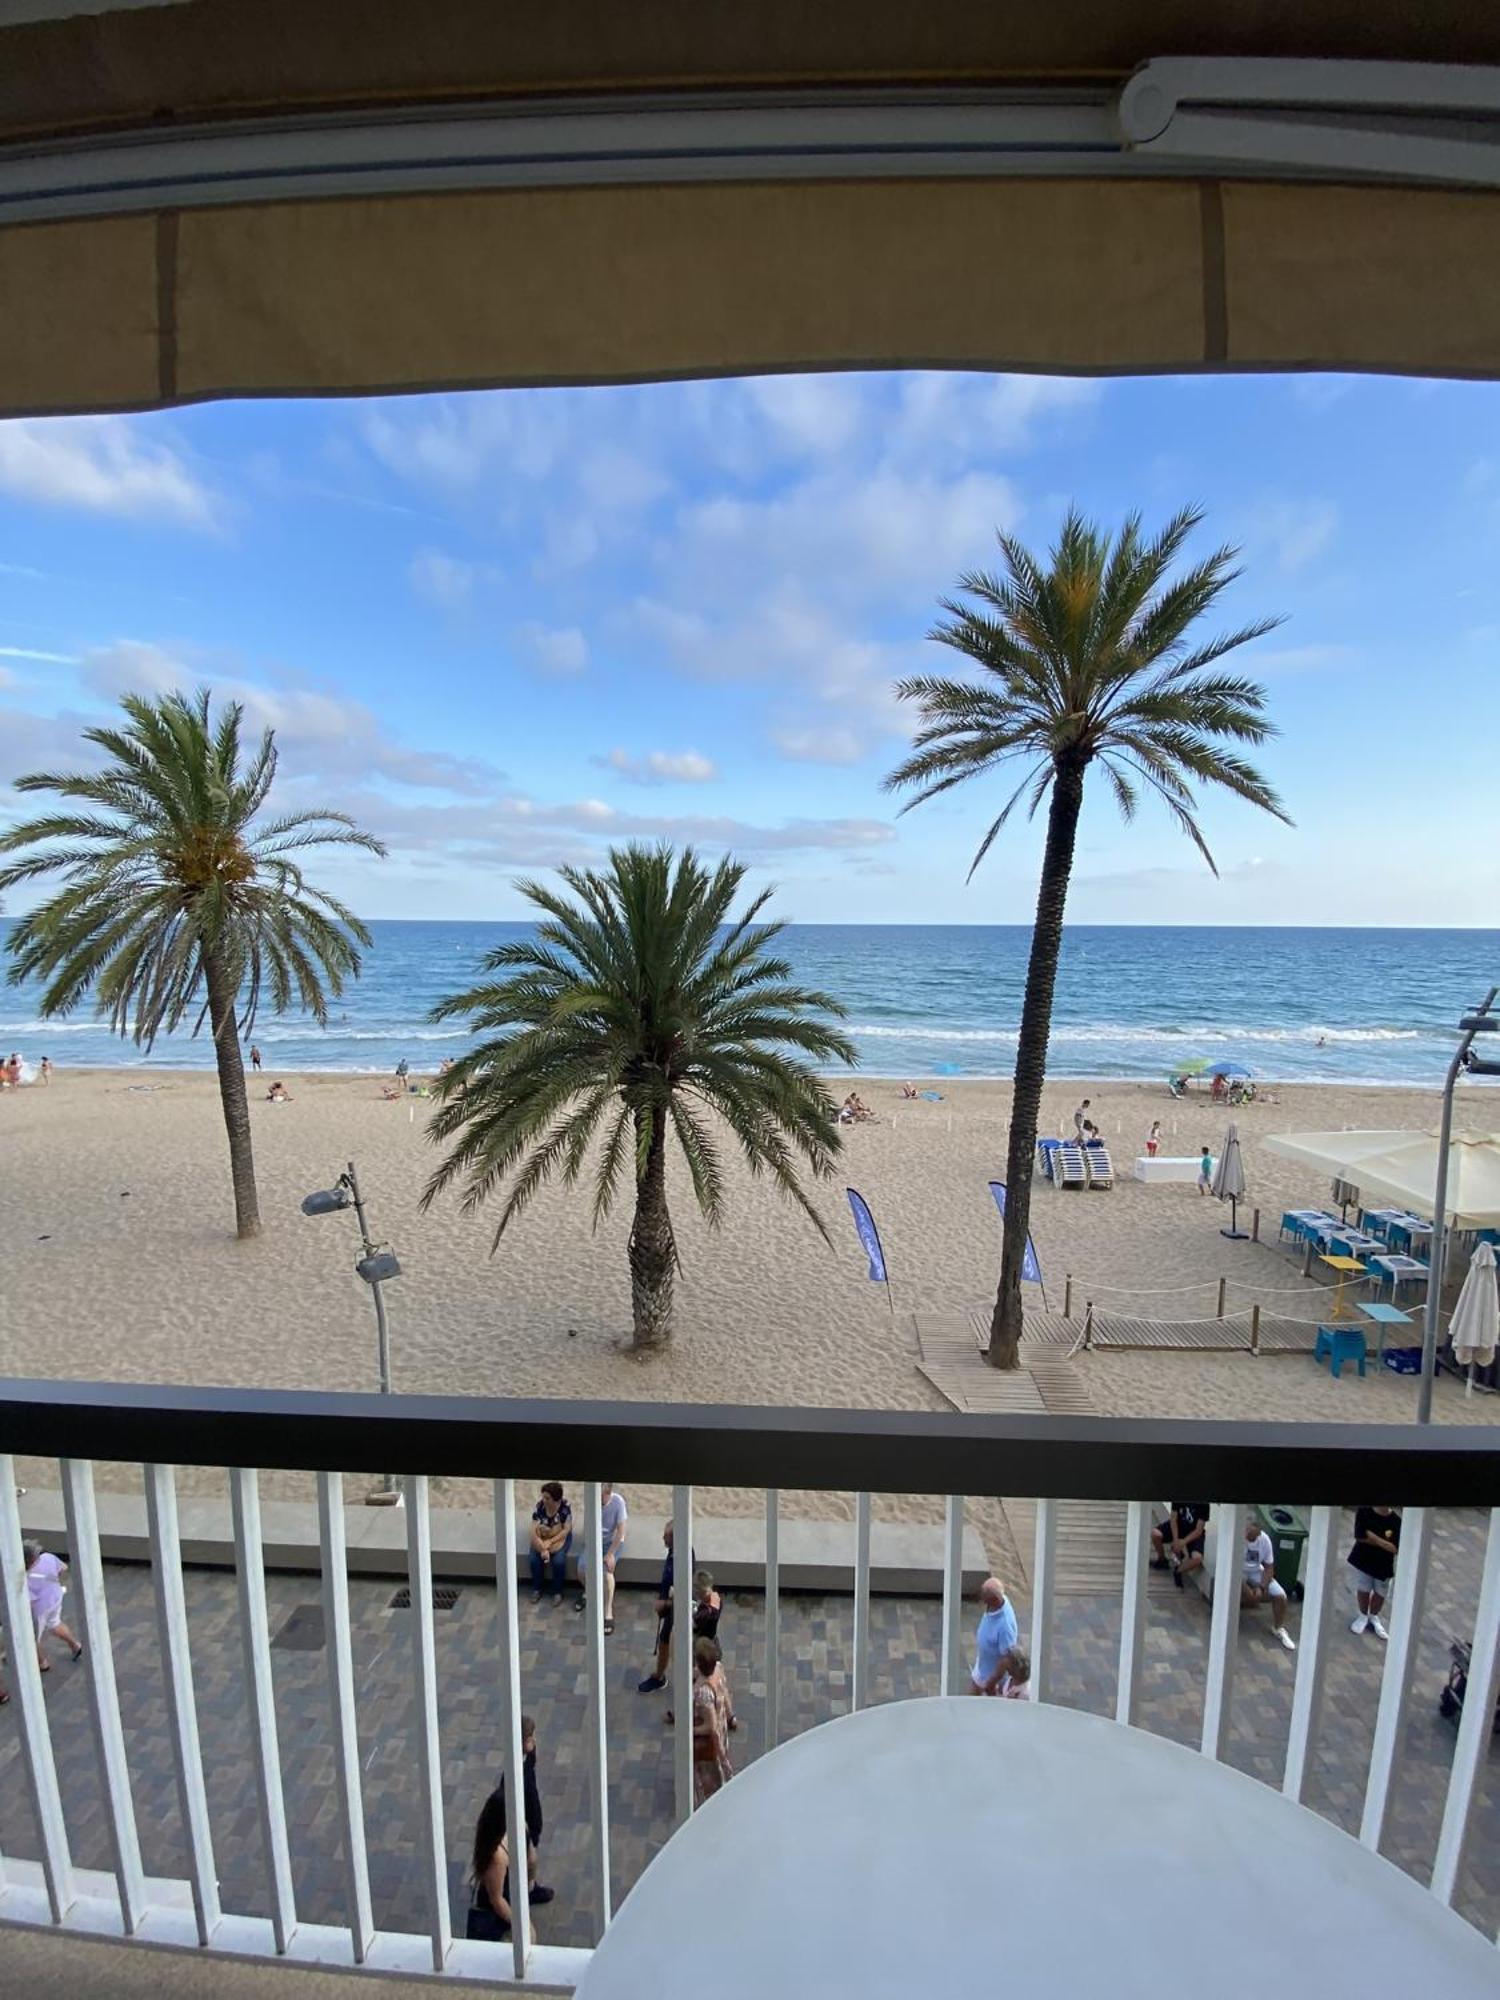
left=1084, top=1143, right=1114, bottom=1190
left=1055, top=1143, right=1087, bottom=1188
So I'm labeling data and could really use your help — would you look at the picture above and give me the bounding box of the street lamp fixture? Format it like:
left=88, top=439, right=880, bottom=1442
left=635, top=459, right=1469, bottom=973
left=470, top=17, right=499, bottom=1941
left=301, top=1159, right=401, bottom=1502
left=1417, top=987, right=1499, bottom=1423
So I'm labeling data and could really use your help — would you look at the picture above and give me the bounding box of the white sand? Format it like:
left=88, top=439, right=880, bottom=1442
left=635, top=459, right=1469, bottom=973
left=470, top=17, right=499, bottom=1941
left=1, top=1068, right=1493, bottom=1554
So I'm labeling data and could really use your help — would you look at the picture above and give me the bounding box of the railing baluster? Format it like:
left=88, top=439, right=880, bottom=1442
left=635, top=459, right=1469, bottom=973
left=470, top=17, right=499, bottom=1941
left=491, top=1478, right=530, bottom=1977
left=0, top=1454, right=73, bottom=1922
left=1115, top=1500, right=1150, bottom=1726
left=1030, top=1498, right=1057, bottom=1702
left=672, top=1484, right=693, bottom=1825
left=1201, top=1504, right=1245, bottom=1760
left=61, top=1459, right=144, bottom=1931
left=145, top=1464, right=219, bottom=1943
left=1360, top=1505, right=1431, bottom=1852
left=1283, top=1504, right=1338, bottom=1804
left=404, top=1475, right=450, bottom=1971
left=582, top=1481, right=611, bottom=1935
left=764, top=1489, right=780, bottom=1751
left=940, top=1495, right=966, bottom=1696
left=316, top=1472, right=373, bottom=1962
left=1432, top=1507, right=1500, bottom=1906
left=230, top=1467, right=296, bottom=1951
left=852, top=1491, right=872, bottom=1711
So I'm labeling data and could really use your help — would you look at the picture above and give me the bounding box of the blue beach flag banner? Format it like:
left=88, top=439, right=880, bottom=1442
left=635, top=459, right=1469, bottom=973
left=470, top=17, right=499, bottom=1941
left=846, top=1188, right=888, bottom=1284
left=988, top=1181, right=1044, bottom=1286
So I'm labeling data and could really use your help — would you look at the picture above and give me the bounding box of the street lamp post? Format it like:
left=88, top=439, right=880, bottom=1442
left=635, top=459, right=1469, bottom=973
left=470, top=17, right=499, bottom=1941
left=301, top=1158, right=402, bottom=1499
left=1417, top=987, right=1500, bottom=1424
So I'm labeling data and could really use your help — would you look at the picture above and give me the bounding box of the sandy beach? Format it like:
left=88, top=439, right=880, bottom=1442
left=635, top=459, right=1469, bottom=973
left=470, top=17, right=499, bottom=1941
left=2, top=1066, right=1495, bottom=1561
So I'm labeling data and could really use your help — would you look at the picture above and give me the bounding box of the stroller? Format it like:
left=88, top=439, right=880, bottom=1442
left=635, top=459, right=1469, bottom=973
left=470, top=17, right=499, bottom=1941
left=1438, top=1636, right=1500, bottom=1731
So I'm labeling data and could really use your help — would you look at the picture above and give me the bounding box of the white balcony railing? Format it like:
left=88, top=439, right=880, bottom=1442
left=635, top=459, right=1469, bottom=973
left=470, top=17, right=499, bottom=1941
left=0, top=1379, right=1496, bottom=1988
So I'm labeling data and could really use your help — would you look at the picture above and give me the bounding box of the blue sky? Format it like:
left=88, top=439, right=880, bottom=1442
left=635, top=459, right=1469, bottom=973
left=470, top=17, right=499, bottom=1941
left=0, top=370, right=1494, bottom=924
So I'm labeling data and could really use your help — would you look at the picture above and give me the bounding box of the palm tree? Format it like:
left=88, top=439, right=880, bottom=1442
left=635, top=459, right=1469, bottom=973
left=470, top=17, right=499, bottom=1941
left=423, top=842, right=855, bottom=1351
left=884, top=507, right=1289, bottom=1367
left=0, top=688, right=385, bottom=1239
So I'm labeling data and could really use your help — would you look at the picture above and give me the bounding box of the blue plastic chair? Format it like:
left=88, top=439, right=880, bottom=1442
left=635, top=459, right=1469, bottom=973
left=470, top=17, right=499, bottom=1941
left=1315, top=1326, right=1368, bottom=1379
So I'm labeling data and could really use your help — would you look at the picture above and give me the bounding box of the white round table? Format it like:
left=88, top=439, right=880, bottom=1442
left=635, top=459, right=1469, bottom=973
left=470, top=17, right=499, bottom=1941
left=577, top=1699, right=1497, bottom=1999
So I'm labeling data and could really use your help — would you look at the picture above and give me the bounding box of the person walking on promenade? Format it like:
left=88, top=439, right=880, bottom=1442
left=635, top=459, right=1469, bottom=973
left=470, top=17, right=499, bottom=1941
left=24, top=1540, right=82, bottom=1669
left=968, top=1576, right=1019, bottom=1695
left=575, top=1481, right=628, bottom=1635
left=639, top=1520, right=692, bottom=1694
left=1348, top=1505, right=1401, bottom=1638
left=692, top=1637, right=734, bottom=1805
left=492, top=1714, right=555, bottom=1907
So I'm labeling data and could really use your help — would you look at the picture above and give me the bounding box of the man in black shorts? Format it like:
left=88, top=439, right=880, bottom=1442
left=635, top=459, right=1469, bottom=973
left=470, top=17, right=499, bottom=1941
left=639, top=1521, right=679, bottom=1694
left=1151, top=1502, right=1210, bottom=1588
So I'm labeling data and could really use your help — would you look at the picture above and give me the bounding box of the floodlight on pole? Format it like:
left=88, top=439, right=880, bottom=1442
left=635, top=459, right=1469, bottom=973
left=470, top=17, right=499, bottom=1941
left=300, top=1158, right=400, bottom=1500
left=1417, top=987, right=1499, bottom=1424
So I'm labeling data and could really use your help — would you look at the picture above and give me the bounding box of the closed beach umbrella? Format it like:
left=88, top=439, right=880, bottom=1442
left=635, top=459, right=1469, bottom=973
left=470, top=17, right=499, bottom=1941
left=1213, top=1121, right=1248, bottom=1240
left=1450, top=1240, right=1499, bottom=1394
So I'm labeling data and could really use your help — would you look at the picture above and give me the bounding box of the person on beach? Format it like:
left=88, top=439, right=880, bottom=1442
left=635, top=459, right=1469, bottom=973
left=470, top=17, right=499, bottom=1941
left=1151, top=1501, right=1210, bottom=1588
left=249, top=1044, right=262, bottom=1072
left=3, top=1052, right=19, bottom=1088
left=692, top=1637, right=734, bottom=1804
left=1145, top=1120, right=1161, bottom=1157
left=395, top=1056, right=410, bottom=1092
left=575, top=1480, right=628, bottom=1634
left=1073, top=1097, right=1091, bottom=1137
left=527, top=1482, right=572, bottom=1603
left=901, top=1081, right=919, bottom=1099
left=38, top=1056, right=51, bottom=1085
left=491, top=1714, right=555, bottom=1908
left=1197, top=1146, right=1213, bottom=1194
left=24, top=1539, right=83, bottom=1669
left=266, top=1080, right=292, bottom=1102
left=1348, top=1505, right=1400, bottom=1638
left=968, top=1576, right=1019, bottom=1695
left=995, top=1646, right=1031, bottom=1699
left=1241, top=1520, right=1296, bottom=1652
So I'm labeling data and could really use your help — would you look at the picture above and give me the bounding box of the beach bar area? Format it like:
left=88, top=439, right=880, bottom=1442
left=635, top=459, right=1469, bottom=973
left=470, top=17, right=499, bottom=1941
left=3, top=3, right=1500, bottom=1997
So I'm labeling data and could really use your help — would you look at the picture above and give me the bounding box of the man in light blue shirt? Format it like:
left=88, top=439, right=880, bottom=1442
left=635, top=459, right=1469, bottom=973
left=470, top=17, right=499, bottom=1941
left=969, top=1576, right=1019, bottom=1694
left=575, top=1482, right=628, bottom=1635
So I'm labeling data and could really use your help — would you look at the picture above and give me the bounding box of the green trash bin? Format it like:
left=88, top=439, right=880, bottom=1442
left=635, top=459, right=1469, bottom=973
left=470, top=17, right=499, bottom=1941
left=1255, top=1503, right=1309, bottom=1599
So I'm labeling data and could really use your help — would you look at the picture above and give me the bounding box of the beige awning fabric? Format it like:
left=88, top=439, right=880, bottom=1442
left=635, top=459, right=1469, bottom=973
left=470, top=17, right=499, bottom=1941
left=1262, top=1129, right=1500, bottom=1230
left=10, top=174, right=1500, bottom=418
left=7, top=2, right=1500, bottom=414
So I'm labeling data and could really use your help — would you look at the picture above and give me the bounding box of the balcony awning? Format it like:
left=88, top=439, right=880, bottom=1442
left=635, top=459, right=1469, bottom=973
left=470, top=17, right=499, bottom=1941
left=6, top=3, right=1500, bottom=415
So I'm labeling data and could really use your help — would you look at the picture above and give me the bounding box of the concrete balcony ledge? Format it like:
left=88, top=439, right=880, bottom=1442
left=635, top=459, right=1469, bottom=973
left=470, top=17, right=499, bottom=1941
left=16, top=1489, right=988, bottom=1597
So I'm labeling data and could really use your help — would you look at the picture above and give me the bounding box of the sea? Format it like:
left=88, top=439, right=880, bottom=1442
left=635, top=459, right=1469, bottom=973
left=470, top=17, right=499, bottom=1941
left=1, top=923, right=1497, bottom=1088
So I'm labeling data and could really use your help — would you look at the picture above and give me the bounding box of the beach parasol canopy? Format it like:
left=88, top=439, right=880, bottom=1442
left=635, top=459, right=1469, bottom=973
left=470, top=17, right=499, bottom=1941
left=1450, top=1241, right=1498, bottom=1372
left=1262, top=1129, right=1500, bottom=1230
left=1212, top=1121, right=1249, bottom=1238
left=1207, top=1060, right=1253, bottom=1079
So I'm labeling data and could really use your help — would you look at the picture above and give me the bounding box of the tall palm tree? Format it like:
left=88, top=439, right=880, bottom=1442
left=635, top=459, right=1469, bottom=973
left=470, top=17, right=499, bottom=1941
left=885, top=507, right=1289, bottom=1368
left=0, top=688, right=385, bottom=1239
left=423, top=842, right=855, bottom=1351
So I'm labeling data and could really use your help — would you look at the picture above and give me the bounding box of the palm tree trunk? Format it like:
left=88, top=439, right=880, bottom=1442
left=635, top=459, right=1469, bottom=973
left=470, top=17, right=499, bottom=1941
left=988, top=757, right=1087, bottom=1368
left=204, top=947, right=261, bottom=1240
left=628, top=1109, right=675, bottom=1351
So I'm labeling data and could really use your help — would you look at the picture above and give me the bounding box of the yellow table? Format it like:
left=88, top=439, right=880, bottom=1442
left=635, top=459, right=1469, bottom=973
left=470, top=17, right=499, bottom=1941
left=1320, top=1254, right=1369, bottom=1320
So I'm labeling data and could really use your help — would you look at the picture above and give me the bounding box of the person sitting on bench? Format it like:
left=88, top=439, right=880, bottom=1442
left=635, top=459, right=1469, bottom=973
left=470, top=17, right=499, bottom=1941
left=1151, top=1502, right=1210, bottom=1588
left=1241, top=1519, right=1297, bottom=1653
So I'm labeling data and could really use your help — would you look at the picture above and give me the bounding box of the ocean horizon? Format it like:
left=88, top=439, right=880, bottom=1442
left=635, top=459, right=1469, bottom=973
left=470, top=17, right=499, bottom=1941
left=2, top=921, right=1497, bottom=1088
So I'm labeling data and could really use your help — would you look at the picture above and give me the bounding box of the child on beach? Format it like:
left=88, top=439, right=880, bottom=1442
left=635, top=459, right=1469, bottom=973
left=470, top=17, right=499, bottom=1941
left=24, top=1539, right=83, bottom=1669
left=1197, top=1146, right=1213, bottom=1194
left=1145, top=1120, right=1161, bottom=1157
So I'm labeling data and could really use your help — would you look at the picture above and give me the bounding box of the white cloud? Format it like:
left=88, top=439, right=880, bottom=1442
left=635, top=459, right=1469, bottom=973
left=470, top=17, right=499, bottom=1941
left=597, top=747, right=719, bottom=786
left=771, top=723, right=867, bottom=766
left=0, top=417, right=214, bottom=526
left=408, top=549, right=484, bottom=609
left=1249, top=498, right=1338, bottom=575
left=0, top=645, right=78, bottom=664
left=79, top=642, right=504, bottom=797
left=516, top=622, right=588, bottom=676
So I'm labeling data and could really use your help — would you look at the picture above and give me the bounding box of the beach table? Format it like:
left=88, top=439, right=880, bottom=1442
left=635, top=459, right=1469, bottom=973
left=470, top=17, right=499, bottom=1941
left=1330, top=1230, right=1383, bottom=1260
left=1357, top=1300, right=1413, bottom=1359
left=1280, top=1209, right=1331, bottom=1246
left=1319, top=1253, right=1370, bottom=1320
left=1389, top=1219, right=1433, bottom=1257
left=1370, top=1253, right=1430, bottom=1302
left=1360, top=1208, right=1407, bottom=1241
left=1132, top=1156, right=1210, bottom=1184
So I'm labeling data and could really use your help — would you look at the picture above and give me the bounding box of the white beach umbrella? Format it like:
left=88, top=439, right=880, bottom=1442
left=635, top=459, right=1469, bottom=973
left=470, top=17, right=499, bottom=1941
left=1213, top=1122, right=1248, bottom=1240
left=1449, top=1240, right=1499, bottom=1394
